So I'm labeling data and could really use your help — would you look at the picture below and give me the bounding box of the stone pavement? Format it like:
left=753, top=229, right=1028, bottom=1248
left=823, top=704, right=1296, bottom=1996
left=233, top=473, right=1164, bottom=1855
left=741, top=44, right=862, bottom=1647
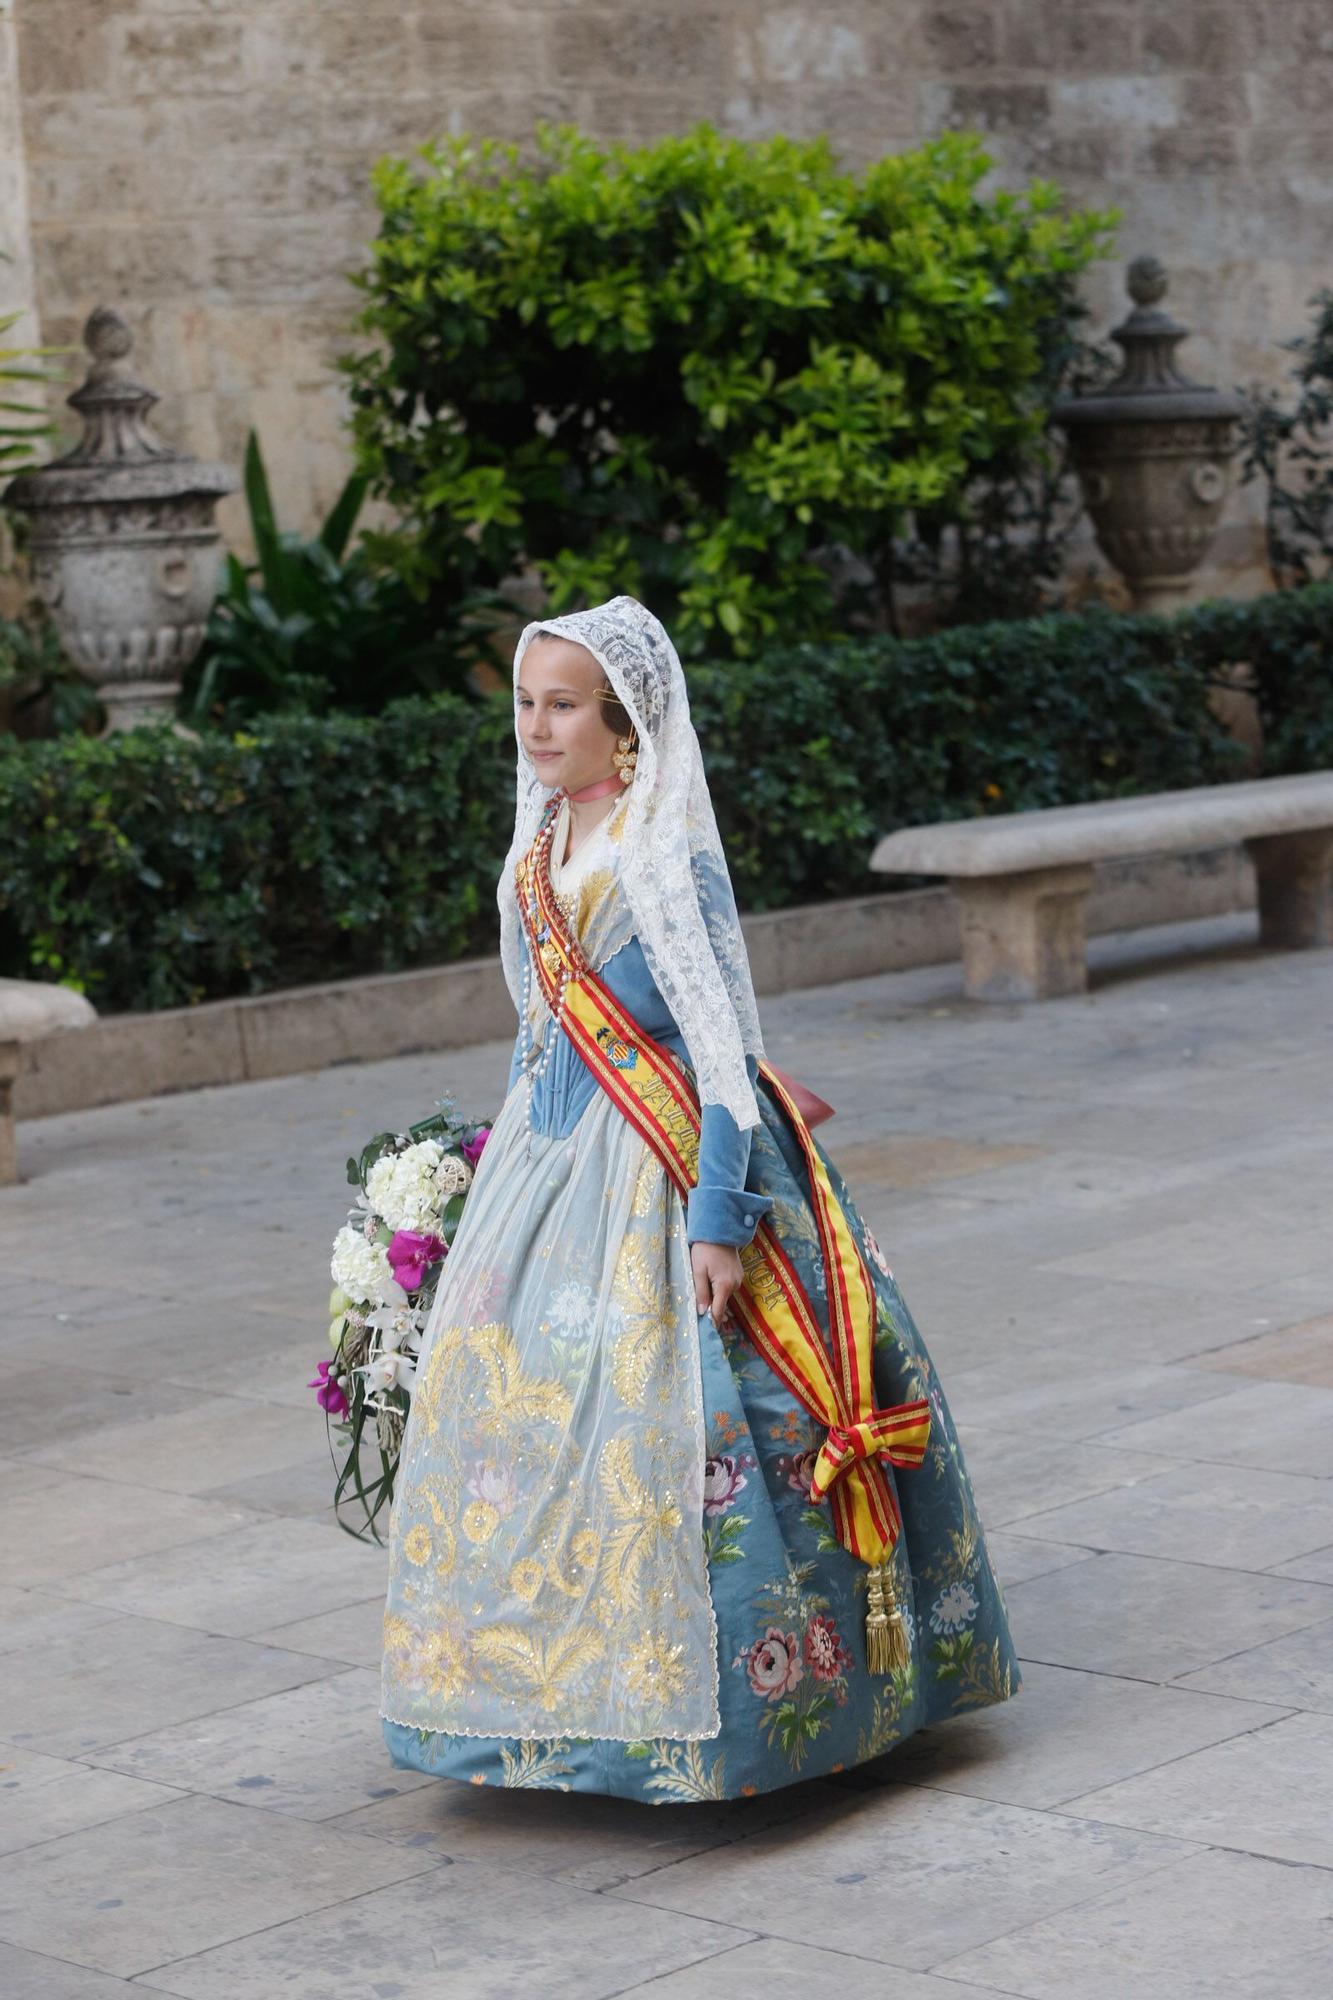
left=2, top=910, right=1332, bottom=1998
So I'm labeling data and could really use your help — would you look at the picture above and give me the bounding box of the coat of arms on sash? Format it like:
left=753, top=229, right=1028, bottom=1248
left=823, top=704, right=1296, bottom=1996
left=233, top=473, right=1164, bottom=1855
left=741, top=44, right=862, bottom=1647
left=595, top=1025, right=638, bottom=1071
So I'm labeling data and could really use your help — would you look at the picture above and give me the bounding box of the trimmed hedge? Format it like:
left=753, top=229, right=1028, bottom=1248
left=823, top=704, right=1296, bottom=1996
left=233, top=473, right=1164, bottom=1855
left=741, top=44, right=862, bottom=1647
left=3, top=583, right=1332, bottom=1013
left=0, top=700, right=516, bottom=1011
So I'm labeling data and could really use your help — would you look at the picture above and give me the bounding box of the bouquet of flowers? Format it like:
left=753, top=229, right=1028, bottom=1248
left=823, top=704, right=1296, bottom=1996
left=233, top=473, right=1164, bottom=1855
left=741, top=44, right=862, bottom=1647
left=315, top=1098, right=492, bottom=1542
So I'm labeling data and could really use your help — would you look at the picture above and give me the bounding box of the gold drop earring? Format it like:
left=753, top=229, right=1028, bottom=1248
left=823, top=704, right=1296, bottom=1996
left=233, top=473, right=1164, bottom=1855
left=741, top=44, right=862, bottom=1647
left=612, top=733, right=638, bottom=785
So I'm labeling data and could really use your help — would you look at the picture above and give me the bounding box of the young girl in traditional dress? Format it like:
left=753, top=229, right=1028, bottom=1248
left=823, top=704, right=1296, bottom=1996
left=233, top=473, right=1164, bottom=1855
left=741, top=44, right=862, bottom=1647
left=381, top=596, right=1018, bottom=1801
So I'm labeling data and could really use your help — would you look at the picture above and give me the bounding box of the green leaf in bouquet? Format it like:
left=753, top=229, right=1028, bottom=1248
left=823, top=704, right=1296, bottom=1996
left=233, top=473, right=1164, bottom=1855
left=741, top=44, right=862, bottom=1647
left=330, top=1403, right=397, bottom=1543
left=357, top=1131, right=398, bottom=1184
left=409, top=1106, right=462, bottom=1146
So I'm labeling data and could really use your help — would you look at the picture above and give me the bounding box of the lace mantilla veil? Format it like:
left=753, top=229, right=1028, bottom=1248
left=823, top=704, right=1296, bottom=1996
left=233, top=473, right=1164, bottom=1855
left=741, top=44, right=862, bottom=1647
left=499, top=596, right=764, bottom=1130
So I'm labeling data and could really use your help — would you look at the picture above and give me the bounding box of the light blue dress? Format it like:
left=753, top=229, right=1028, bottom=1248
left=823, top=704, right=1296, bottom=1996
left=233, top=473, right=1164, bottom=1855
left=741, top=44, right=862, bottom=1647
left=382, top=889, right=1020, bottom=1799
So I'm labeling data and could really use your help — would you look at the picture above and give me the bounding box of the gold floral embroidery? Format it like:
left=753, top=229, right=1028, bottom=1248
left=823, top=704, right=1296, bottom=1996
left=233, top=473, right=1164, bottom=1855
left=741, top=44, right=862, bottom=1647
left=382, top=1085, right=718, bottom=1742
left=599, top=1435, right=684, bottom=1610
left=471, top=1624, right=606, bottom=1714
left=383, top=1611, right=413, bottom=1652
left=611, top=1236, right=676, bottom=1410
left=953, top=1636, right=1015, bottom=1708
left=462, top=1499, right=499, bottom=1543
left=510, top=1557, right=544, bottom=1602
left=468, top=1322, right=573, bottom=1437
left=624, top=1632, right=692, bottom=1707
left=421, top=1481, right=457, bottom=1531
left=413, top=1325, right=465, bottom=1435
left=403, top=1524, right=432, bottom=1567
left=767, top=1194, right=821, bottom=1257
left=631, top=1148, right=661, bottom=1219
left=412, top=1624, right=469, bottom=1702
left=604, top=796, right=630, bottom=844
left=576, top=867, right=616, bottom=937
left=546, top=1524, right=600, bottom=1599
left=921, top=1510, right=981, bottom=1590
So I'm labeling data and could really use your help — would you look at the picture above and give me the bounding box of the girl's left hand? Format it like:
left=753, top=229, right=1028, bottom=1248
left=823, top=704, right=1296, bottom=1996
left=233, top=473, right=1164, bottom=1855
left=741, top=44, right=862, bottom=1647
left=691, top=1240, right=744, bottom=1326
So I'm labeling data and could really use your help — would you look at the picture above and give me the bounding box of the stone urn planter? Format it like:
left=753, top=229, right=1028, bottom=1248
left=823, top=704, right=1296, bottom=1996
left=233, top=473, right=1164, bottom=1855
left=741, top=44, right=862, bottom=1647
left=1052, top=257, right=1245, bottom=614
left=3, top=305, right=234, bottom=732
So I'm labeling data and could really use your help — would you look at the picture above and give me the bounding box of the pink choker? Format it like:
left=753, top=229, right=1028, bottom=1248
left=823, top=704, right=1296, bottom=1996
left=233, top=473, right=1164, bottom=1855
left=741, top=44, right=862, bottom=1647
left=564, top=773, right=626, bottom=802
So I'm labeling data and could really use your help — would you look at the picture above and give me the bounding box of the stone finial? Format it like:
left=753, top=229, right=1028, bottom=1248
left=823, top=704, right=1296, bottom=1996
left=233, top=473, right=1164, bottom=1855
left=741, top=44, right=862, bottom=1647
left=1106, top=256, right=1200, bottom=396
left=57, top=304, right=175, bottom=468
left=83, top=304, right=135, bottom=369
left=1126, top=255, right=1169, bottom=309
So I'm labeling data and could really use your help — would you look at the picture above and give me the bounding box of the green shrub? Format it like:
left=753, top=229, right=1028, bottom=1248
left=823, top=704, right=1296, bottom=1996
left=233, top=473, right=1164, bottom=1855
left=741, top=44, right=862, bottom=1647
left=692, top=602, right=1253, bottom=909
left=0, top=696, right=514, bottom=1008
left=0, top=604, right=100, bottom=739
left=4, top=582, right=1331, bottom=1015
left=344, top=124, right=1116, bottom=654
left=179, top=433, right=504, bottom=727
left=1241, top=286, right=1333, bottom=591
left=1180, top=584, right=1333, bottom=776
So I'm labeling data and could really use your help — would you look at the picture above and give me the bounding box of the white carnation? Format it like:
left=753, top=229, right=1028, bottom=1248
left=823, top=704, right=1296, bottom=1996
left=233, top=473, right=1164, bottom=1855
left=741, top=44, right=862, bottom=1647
left=365, top=1140, right=445, bottom=1233
left=330, top=1225, right=405, bottom=1308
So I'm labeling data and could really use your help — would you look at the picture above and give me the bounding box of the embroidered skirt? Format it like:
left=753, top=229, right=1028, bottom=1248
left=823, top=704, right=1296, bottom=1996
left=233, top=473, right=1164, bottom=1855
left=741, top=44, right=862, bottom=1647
left=381, top=1074, right=1020, bottom=1801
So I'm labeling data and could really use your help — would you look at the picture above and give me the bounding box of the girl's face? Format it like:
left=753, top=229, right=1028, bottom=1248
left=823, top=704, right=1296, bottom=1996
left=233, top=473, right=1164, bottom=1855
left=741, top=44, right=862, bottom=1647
left=516, top=636, right=621, bottom=792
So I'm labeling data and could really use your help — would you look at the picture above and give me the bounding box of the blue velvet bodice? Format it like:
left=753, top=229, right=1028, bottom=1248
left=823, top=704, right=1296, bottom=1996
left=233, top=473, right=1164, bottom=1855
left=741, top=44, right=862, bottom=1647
left=506, top=930, right=773, bottom=1248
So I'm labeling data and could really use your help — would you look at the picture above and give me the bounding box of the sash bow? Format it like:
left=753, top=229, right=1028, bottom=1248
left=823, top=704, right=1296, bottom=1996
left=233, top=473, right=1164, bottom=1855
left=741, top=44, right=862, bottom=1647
left=811, top=1403, right=932, bottom=1502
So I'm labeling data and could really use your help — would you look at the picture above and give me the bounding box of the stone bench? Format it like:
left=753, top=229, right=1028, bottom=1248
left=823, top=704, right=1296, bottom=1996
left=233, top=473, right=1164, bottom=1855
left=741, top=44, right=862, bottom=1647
left=869, top=771, right=1333, bottom=1001
left=0, top=979, right=97, bottom=1183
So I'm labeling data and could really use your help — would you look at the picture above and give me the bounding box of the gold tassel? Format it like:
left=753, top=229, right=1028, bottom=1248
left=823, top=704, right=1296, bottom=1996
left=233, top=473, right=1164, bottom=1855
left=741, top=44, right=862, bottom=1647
left=865, top=1560, right=911, bottom=1675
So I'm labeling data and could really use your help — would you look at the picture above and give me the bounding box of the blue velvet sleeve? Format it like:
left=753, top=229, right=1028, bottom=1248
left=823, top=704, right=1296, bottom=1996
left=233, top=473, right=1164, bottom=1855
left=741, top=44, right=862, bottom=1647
left=680, top=847, right=774, bottom=1249
left=686, top=1052, right=775, bottom=1249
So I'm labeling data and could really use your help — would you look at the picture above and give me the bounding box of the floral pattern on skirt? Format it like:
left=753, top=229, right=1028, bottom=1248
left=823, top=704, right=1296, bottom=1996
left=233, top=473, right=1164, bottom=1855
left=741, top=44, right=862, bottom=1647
left=382, top=1069, right=1020, bottom=1801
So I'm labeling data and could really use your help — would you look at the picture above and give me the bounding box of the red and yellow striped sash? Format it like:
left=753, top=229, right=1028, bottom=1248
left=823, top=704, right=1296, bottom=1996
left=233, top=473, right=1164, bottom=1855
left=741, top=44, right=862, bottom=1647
left=516, top=810, right=930, bottom=1579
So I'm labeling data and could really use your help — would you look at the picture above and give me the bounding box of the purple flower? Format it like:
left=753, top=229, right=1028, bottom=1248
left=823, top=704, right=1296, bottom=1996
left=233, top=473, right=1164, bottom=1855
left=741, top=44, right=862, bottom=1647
left=466, top=1458, right=519, bottom=1517
left=777, top=1447, right=820, bottom=1499
left=386, top=1229, right=446, bottom=1292
left=702, top=1453, right=747, bottom=1516
left=462, top=1126, right=492, bottom=1167
left=309, top=1358, right=349, bottom=1418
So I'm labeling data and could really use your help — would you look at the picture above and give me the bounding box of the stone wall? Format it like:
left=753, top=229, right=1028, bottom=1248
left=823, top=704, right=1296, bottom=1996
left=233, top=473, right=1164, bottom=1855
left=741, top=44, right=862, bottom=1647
left=0, top=0, right=41, bottom=607
left=10, top=1, right=1333, bottom=593
left=0, top=2, right=37, bottom=326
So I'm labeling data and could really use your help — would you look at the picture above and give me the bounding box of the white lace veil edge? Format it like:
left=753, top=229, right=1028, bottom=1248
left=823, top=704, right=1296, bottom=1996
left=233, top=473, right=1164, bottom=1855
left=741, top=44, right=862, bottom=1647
left=498, top=596, right=763, bottom=1131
